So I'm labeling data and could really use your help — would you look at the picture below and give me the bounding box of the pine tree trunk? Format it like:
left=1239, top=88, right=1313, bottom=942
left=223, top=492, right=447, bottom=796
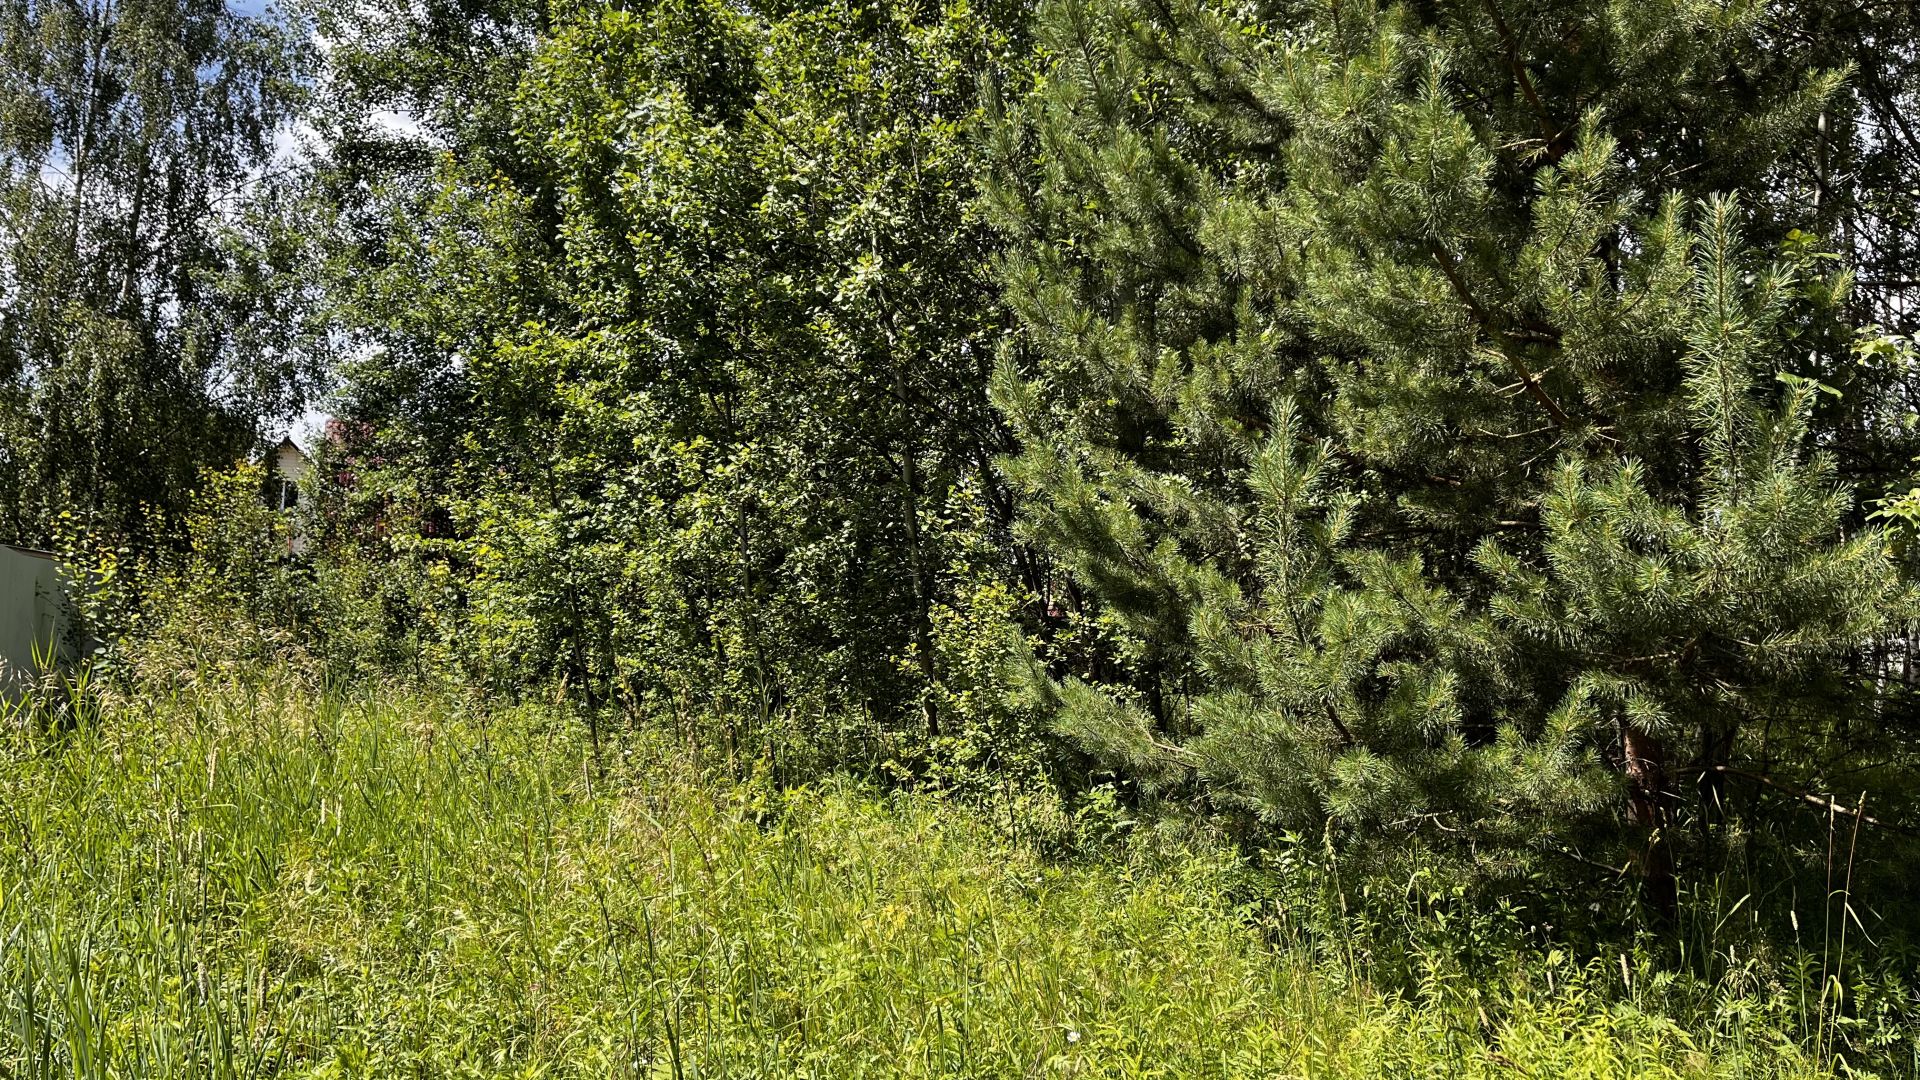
left=1623, top=726, right=1676, bottom=919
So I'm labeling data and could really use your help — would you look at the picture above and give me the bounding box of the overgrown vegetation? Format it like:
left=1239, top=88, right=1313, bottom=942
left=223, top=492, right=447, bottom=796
left=9, top=0, right=1920, bottom=1070
left=0, top=666, right=1900, bottom=1077
left=278, top=0, right=1920, bottom=929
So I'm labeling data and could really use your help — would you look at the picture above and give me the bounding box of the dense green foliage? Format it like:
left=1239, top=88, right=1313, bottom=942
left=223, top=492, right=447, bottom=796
left=985, top=0, right=1920, bottom=903
left=307, top=0, right=1039, bottom=771
left=267, top=0, right=1920, bottom=910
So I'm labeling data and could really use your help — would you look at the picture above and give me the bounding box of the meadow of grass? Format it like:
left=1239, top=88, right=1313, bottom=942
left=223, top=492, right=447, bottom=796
left=0, top=673, right=1856, bottom=1078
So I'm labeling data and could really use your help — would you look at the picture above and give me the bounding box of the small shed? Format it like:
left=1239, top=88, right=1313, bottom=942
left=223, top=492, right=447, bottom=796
left=0, top=544, right=74, bottom=697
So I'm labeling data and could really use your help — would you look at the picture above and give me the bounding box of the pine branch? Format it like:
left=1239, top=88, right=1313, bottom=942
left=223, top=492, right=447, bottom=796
left=1539, top=843, right=1632, bottom=877
left=1427, top=242, right=1574, bottom=430
left=1704, top=765, right=1916, bottom=835
left=1137, top=0, right=1290, bottom=142
left=1480, top=0, right=1570, bottom=163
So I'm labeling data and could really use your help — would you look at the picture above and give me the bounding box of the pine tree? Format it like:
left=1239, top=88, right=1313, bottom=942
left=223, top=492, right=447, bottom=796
left=989, top=0, right=1913, bottom=899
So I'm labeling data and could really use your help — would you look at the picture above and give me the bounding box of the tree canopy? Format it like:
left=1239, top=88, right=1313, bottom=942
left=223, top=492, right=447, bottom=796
left=0, top=0, right=320, bottom=545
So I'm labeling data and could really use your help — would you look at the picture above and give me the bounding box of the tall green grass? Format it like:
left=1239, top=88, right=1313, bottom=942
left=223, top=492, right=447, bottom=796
left=0, top=678, right=1847, bottom=1077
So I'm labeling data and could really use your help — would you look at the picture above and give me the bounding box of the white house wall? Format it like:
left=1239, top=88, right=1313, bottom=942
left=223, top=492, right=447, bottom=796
left=0, top=546, right=73, bottom=697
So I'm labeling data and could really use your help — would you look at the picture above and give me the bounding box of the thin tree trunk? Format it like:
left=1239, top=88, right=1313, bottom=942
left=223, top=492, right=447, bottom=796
left=1624, top=725, right=1676, bottom=919
left=895, top=372, right=938, bottom=738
